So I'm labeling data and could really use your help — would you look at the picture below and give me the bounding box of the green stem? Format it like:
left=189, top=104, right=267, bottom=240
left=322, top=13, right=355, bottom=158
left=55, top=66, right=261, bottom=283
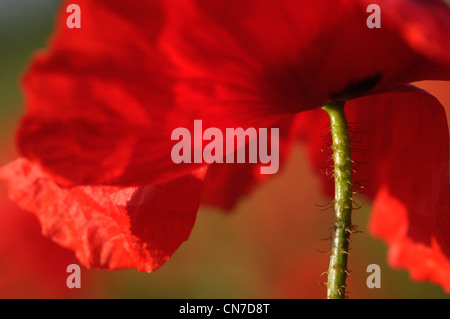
left=322, top=102, right=353, bottom=299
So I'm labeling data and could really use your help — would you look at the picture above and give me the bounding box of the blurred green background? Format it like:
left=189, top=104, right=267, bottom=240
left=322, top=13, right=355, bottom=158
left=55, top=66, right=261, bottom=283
left=0, top=0, right=449, bottom=299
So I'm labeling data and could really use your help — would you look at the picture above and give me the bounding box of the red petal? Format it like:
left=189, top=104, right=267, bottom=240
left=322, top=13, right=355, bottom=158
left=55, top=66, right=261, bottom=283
left=0, top=158, right=203, bottom=272
left=360, top=0, right=450, bottom=67
left=201, top=163, right=262, bottom=211
left=293, top=110, right=334, bottom=198
left=201, top=116, right=294, bottom=211
left=299, top=86, right=450, bottom=290
left=162, top=0, right=450, bottom=110
left=353, top=88, right=450, bottom=291
left=18, top=0, right=450, bottom=187
left=18, top=0, right=284, bottom=187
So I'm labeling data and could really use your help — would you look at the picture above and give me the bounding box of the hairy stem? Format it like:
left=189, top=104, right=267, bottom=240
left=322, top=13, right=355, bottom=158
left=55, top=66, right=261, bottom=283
left=322, top=102, right=353, bottom=299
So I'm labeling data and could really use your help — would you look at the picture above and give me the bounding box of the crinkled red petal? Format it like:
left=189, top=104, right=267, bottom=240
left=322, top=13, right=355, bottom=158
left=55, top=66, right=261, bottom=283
left=0, top=158, right=203, bottom=272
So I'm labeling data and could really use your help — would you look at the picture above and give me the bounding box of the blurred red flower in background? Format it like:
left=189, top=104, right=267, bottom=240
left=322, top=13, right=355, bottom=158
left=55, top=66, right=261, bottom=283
left=1, top=0, right=450, bottom=293
left=0, top=183, right=106, bottom=298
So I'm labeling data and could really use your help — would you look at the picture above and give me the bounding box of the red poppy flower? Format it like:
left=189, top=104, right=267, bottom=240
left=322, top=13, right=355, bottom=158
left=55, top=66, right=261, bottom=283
left=1, top=0, right=450, bottom=292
